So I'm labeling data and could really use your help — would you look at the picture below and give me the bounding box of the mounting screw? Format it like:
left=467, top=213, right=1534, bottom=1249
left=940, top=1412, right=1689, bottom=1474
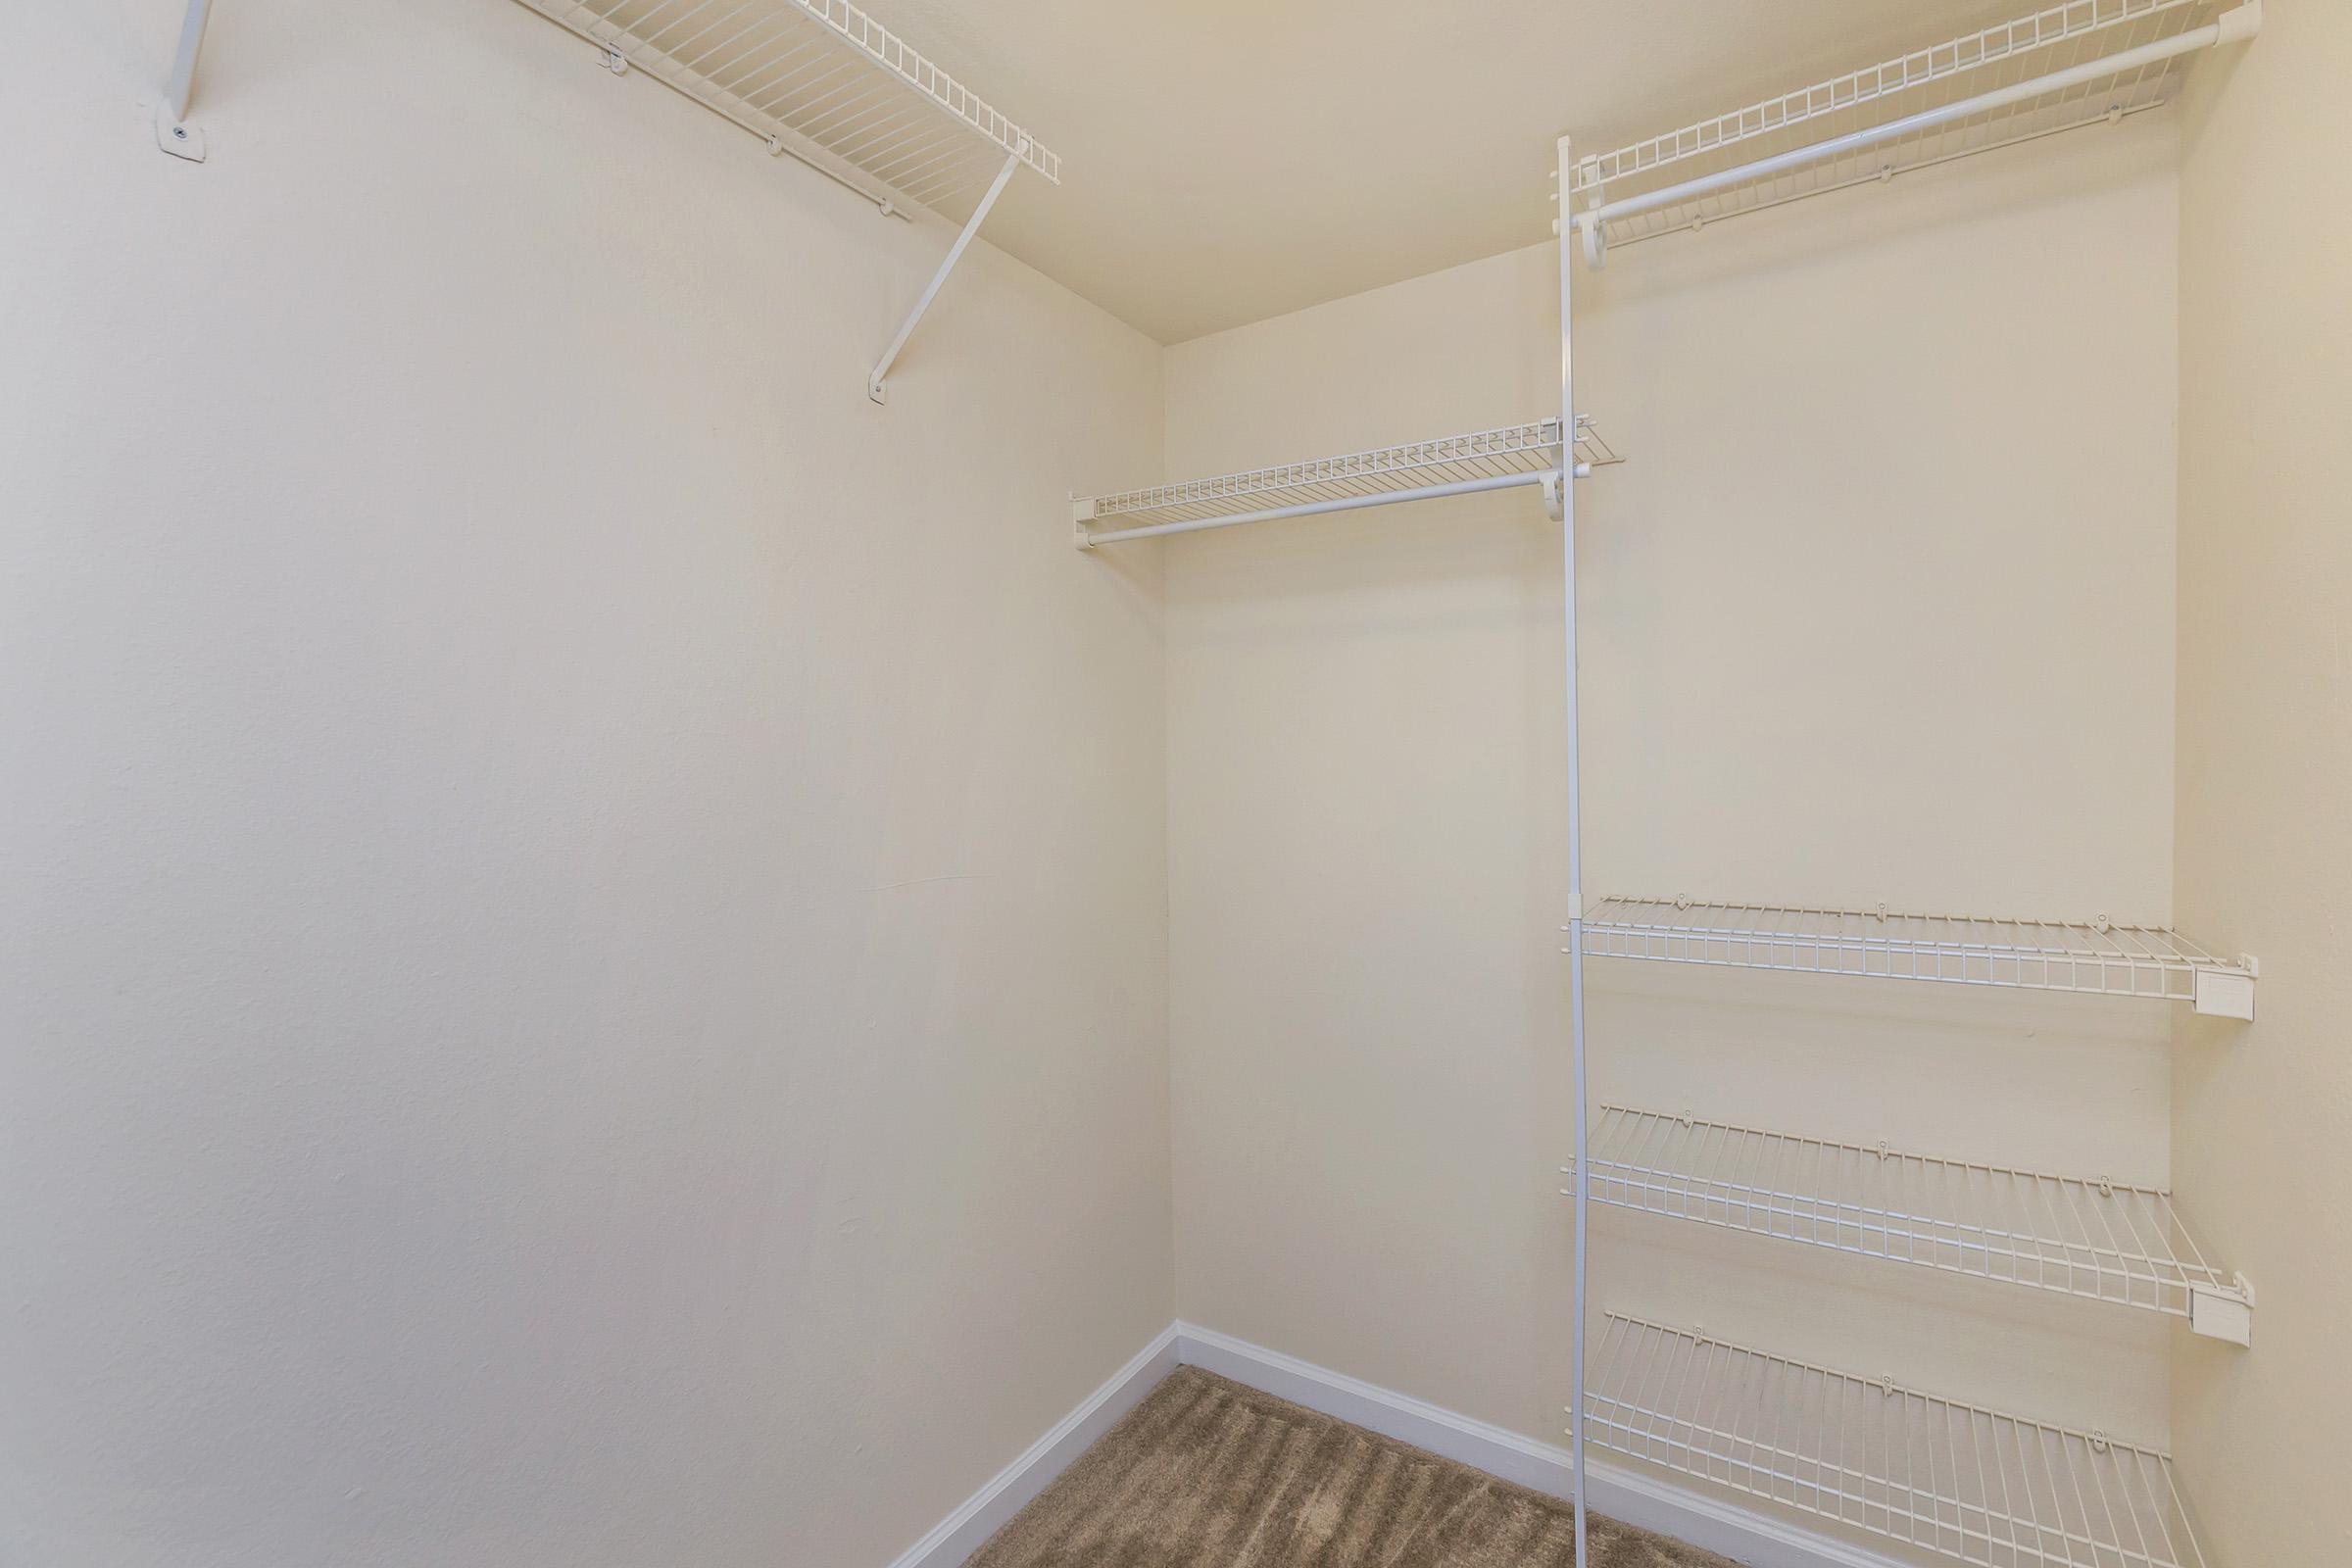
left=155, top=101, right=207, bottom=162
left=2089, top=1431, right=2111, bottom=1453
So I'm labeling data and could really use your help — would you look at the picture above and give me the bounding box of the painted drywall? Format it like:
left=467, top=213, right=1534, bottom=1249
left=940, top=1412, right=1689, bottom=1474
left=1164, top=117, right=2187, bottom=1523
left=2171, top=4, right=2352, bottom=1563
left=0, top=4, right=1170, bottom=1566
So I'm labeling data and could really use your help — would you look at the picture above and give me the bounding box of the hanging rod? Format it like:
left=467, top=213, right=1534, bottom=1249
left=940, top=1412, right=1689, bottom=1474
left=1571, top=0, right=2260, bottom=266
left=1073, top=418, right=1622, bottom=548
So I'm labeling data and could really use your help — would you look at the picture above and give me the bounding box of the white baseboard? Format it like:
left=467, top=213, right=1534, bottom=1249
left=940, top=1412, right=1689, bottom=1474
left=1173, top=1321, right=1910, bottom=1568
left=887, top=1317, right=1906, bottom=1568
left=883, top=1323, right=1181, bottom=1568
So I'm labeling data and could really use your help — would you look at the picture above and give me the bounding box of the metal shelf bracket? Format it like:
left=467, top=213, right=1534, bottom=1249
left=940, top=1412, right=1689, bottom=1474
left=156, top=0, right=215, bottom=162
left=2190, top=1273, right=2255, bottom=1346
left=2192, top=955, right=2259, bottom=1019
left=869, top=144, right=1026, bottom=405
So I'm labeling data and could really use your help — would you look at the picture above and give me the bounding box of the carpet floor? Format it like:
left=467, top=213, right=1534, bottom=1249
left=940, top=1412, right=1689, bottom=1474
left=965, top=1368, right=1737, bottom=1568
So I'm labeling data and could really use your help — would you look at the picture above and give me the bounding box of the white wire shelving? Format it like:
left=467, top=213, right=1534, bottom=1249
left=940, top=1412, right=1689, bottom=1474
left=1588, top=1315, right=2208, bottom=1568
left=1585, top=898, right=2258, bottom=1019
left=1073, top=417, right=1622, bottom=547
left=510, top=0, right=1060, bottom=402
left=514, top=0, right=1055, bottom=215
left=1570, top=1107, right=2252, bottom=1342
left=1564, top=0, right=2260, bottom=267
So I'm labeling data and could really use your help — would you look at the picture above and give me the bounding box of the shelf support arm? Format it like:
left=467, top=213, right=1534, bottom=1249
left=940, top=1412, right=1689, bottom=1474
left=157, top=0, right=215, bottom=162
left=868, top=145, right=1024, bottom=405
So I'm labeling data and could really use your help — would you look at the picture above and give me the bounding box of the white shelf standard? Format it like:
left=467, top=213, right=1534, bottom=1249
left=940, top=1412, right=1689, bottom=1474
left=1569, top=1107, right=2252, bottom=1343
left=1564, top=0, right=2261, bottom=267
left=1584, top=898, right=2258, bottom=1019
left=1072, top=417, right=1622, bottom=547
left=1587, top=1315, right=2210, bottom=1568
left=510, top=0, right=1059, bottom=402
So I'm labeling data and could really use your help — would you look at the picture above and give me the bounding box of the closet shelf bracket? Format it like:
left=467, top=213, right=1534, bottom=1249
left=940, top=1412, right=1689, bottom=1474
left=508, top=0, right=1061, bottom=402
left=2191, top=954, right=2258, bottom=1019
left=2189, top=1274, right=2254, bottom=1345
left=156, top=0, right=214, bottom=162
left=869, top=143, right=1023, bottom=404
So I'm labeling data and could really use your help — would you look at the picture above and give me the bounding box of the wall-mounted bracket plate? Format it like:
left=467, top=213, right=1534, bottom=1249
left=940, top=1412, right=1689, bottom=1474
left=2189, top=1275, right=2255, bottom=1346
left=2192, top=958, right=2258, bottom=1020
left=155, top=100, right=205, bottom=162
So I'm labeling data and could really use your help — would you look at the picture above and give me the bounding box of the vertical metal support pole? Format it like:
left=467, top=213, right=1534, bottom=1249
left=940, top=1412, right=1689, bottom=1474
left=1556, top=131, right=1592, bottom=1568
left=157, top=0, right=215, bottom=161
left=867, top=146, right=1024, bottom=404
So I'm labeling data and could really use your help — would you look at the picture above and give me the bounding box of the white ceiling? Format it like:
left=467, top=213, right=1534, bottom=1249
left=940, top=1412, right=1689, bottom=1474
left=884, top=0, right=2030, bottom=342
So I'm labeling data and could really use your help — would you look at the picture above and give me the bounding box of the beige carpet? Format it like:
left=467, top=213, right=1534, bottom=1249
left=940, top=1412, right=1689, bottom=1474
left=966, top=1368, right=1736, bottom=1568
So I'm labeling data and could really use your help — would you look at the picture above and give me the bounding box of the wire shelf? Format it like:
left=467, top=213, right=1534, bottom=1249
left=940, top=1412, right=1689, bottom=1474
left=1589, top=1316, right=2207, bottom=1568
left=1567, top=0, right=2232, bottom=259
left=1075, top=417, right=1621, bottom=539
left=513, top=0, right=1058, bottom=220
left=1572, top=1106, right=2236, bottom=1321
left=1585, top=898, right=2254, bottom=1012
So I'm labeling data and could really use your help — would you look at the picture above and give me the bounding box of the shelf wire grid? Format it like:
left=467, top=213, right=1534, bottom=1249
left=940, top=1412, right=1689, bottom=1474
left=513, top=0, right=1057, bottom=220
left=1585, top=898, right=2248, bottom=1004
left=1567, top=0, right=2216, bottom=252
left=1573, top=1106, right=2230, bottom=1318
left=1079, top=417, right=1620, bottom=530
left=1590, top=1316, right=2207, bottom=1568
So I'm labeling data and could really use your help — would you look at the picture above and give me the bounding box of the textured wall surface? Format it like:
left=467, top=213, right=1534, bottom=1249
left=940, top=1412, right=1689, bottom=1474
left=0, top=4, right=1171, bottom=1565
left=2172, top=4, right=2352, bottom=1563
left=1163, top=122, right=2186, bottom=1497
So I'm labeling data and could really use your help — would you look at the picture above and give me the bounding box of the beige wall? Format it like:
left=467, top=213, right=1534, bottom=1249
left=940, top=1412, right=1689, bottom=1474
left=1165, top=120, right=2188, bottom=1483
left=2172, top=4, right=2352, bottom=1564
left=0, top=4, right=1170, bottom=1566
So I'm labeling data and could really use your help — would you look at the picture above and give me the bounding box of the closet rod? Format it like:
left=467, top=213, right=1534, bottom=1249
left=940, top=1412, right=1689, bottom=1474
left=1074, top=467, right=1563, bottom=546
left=1573, top=0, right=2260, bottom=260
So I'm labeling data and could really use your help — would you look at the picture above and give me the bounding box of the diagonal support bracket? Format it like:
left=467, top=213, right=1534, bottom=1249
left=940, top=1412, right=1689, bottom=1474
left=156, top=0, right=215, bottom=161
left=868, top=145, right=1025, bottom=405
